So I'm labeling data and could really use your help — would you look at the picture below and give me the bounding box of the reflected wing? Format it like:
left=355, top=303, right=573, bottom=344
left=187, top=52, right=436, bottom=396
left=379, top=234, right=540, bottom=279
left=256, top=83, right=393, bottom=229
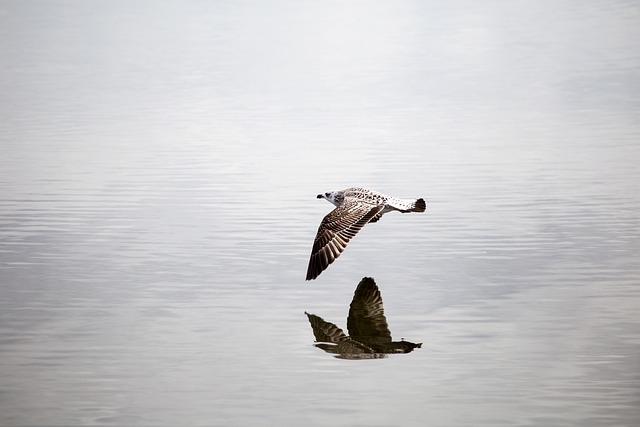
left=347, top=277, right=392, bottom=343
left=306, top=200, right=384, bottom=280
left=305, top=312, right=349, bottom=343
left=305, top=312, right=378, bottom=355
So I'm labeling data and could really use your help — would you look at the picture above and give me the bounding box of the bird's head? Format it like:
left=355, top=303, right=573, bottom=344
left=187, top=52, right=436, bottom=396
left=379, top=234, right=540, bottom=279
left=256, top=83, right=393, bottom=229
left=317, top=191, right=342, bottom=206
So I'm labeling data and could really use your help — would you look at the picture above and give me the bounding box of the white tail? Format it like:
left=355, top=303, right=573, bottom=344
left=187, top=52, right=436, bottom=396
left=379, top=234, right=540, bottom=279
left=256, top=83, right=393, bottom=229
left=387, top=197, right=427, bottom=213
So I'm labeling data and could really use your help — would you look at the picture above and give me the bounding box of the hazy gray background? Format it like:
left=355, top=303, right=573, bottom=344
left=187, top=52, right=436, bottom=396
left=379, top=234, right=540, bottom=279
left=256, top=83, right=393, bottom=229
left=1, top=1, right=639, bottom=426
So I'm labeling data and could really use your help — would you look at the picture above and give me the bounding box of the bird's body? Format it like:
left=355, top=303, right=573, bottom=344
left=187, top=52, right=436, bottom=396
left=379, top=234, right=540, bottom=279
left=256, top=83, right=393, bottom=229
left=306, top=187, right=426, bottom=281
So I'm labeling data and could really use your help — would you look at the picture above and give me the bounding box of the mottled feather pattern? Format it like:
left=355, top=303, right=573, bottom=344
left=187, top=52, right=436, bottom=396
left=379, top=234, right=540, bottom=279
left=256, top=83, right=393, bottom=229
left=306, top=201, right=384, bottom=280
left=306, top=187, right=426, bottom=280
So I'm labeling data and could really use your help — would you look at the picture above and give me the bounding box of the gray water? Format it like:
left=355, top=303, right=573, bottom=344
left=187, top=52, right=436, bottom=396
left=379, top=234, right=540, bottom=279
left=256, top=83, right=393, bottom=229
left=1, top=1, right=640, bottom=426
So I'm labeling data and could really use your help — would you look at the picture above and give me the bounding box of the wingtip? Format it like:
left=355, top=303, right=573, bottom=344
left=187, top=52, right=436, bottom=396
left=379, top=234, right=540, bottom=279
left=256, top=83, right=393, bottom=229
left=305, top=268, right=318, bottom=281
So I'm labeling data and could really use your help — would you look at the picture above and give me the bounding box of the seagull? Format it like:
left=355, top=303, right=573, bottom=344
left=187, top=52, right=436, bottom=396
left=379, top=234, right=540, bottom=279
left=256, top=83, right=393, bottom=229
left=305, top=277, right=422, bottom=359
left=306, top=187, right=426, bottom=280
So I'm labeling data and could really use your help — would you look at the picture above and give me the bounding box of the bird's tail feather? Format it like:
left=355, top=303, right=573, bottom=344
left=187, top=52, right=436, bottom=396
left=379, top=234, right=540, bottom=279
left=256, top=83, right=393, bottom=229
left=411, top=198, right=427, bottom=213
left=387, top=197, right=427, bottom=213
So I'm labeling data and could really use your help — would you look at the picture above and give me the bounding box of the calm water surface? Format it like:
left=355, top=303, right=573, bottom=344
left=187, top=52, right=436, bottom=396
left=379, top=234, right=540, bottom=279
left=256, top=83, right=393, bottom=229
left=1, top=1, right=639, bottom=426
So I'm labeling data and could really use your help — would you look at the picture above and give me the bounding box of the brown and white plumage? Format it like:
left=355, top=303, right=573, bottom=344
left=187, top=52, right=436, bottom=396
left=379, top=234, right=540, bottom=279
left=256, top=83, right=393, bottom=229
left=306, top=187, right=426, bottom=281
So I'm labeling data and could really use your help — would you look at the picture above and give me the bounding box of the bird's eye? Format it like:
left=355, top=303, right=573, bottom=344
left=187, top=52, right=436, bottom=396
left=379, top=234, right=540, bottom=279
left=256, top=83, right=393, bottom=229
left=325, top=192, right=330, bottom=196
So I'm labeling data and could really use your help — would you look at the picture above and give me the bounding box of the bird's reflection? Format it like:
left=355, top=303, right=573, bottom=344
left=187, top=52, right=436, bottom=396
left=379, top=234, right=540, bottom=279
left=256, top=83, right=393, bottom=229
left=305, top=277, right=422, bottom=359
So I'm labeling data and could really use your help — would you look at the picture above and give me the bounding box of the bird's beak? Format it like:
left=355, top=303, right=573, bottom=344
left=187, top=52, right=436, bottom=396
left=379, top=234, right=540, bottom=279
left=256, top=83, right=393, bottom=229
left=316, top=194, right=323, bottom=199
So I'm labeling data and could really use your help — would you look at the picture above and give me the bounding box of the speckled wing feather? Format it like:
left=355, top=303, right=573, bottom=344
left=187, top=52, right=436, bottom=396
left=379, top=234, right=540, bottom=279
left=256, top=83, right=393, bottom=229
left=306, top=200, right=384, bottom=280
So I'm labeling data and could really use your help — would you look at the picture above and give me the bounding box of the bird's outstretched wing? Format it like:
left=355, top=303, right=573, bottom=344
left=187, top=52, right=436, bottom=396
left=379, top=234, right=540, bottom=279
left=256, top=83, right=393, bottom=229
left=306, top=199, right=384, bottom=280
left=347, top=277, right=392, bottom=344
left=305, top=312, right=349, bottom=343
left=305, top=312, right=375, bottom=355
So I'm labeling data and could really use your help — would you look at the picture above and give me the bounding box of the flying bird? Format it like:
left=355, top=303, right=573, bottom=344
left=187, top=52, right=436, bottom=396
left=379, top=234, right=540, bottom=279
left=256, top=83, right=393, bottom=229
left=306, top=187, right=426, bottom=280
left=305, top=277, right=422, bottom=359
